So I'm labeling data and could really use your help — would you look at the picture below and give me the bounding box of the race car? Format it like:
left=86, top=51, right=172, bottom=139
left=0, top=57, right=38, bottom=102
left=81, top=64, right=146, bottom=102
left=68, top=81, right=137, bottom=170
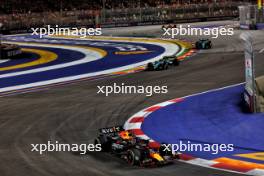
left=94, top=126, right=179, bottom=166
left=146, top=56, right=179, bottom=71
left=195, top=39, right=212, bottom=49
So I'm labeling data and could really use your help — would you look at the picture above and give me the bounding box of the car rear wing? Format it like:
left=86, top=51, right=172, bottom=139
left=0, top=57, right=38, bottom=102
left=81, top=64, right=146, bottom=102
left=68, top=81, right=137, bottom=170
left=99, top=126, right=124, bottom=134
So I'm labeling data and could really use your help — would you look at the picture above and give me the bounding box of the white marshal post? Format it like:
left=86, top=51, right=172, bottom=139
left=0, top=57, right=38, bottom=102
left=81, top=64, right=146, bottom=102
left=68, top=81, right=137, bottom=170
left=240, top=32, right=256, bottom=113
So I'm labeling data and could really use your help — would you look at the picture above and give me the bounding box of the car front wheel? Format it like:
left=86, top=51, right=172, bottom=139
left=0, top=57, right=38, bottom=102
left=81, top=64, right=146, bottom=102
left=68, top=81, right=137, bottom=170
left=127, top=148, right=142, bottom=166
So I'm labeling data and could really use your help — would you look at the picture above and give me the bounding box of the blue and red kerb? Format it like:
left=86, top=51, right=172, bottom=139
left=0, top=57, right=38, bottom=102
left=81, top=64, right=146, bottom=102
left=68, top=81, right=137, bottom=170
left=125, top=98, right=184, bottom=148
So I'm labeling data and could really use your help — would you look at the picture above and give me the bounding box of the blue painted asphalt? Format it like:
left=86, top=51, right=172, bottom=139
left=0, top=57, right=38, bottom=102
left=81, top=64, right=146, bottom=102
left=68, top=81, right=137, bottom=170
left=0, top=35, right=165, bottom=90
left=142, top=85, right=264, bottom=163
left=0, top=46, right=85, bottom=74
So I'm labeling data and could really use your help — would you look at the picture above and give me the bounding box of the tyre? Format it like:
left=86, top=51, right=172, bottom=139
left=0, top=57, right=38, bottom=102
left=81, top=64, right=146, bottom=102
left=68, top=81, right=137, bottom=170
left=195, top=43, right=200, bottom=49
left=173, top=59, right=180, bottom=66
left=159, top=143, right=173, bottom=156
left=209, top=43, right=212, bottom=49
left=164, top=63, right=169, bottom=70
left=147, top=63, right=154, bottom=71
left=127, top=148, right=142, bottom=166
left=94, top=135, right=111, bottom=152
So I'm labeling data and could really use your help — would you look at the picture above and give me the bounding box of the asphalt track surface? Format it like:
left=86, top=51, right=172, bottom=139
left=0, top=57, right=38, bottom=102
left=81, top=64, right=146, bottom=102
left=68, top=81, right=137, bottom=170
left=1, top=24, right=264, bottom=176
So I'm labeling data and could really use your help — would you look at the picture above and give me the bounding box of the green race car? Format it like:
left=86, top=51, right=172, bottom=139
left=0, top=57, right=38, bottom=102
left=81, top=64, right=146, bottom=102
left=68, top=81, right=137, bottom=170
left=195, top=39, right=212, bottom=49
left=146, top=56, right=179, bottom=71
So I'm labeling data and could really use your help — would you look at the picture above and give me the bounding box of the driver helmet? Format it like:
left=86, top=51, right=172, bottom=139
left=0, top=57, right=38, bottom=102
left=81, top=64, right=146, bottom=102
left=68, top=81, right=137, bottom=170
left=119, top=131, right=133, bottom=140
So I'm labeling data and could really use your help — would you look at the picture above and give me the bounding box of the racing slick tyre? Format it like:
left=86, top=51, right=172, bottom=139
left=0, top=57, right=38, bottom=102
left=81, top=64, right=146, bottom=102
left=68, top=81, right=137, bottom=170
left=159, top=143, right=180, bottom=159
left=209, top=43, right=212, bottom=49
left=164, top=63, right=169, bottom=70
left=127, top=148, right=142, bottom=166
left=159, top=143, right=173, bottom=156
left=146, top=63, right=154, bottom=71
left=94, top=136, right=111, bottom=152
left=195, top=43, right=200, bottom=49
left=172, top=59, right=180, bottom=66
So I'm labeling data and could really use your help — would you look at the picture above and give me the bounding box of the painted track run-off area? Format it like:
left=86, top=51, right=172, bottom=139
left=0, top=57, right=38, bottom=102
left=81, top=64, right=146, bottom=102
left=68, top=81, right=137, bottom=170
left=124, top=83, right=264, bottom=175
left=0, top=35, right=194, bottom=96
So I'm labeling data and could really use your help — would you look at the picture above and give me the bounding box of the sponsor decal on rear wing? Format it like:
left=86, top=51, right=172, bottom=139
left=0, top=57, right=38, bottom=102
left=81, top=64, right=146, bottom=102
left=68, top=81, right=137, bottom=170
left=99, top=126, right=123, bottom=134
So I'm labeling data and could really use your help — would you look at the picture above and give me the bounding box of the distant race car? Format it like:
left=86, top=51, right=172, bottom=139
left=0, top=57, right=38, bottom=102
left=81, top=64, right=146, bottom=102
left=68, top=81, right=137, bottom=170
left=146, top=56, right=179, bottom=71
left=195, top=39, right=212, bottom=49
left=94, top=126, right=179, bottom=166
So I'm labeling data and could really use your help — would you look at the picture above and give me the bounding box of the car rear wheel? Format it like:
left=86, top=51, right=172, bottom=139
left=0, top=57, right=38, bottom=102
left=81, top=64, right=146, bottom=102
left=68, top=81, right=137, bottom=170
left=159, top=143, right=173, bottom=156
left=127, top=148, right=142, bottom=166
left=94, top=136, right=110, bottom=152
left=164, top=63, right=169, bottom=70
left=195, top=43, right=200, bottom=49
left=173, top=59, right=179, bottom=66
left=147, top=63, right=154, bottom=71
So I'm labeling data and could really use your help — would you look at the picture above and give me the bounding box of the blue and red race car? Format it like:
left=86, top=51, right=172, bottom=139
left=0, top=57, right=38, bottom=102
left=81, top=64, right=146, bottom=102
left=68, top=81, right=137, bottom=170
left=94, top=126, right=179, bottom=166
